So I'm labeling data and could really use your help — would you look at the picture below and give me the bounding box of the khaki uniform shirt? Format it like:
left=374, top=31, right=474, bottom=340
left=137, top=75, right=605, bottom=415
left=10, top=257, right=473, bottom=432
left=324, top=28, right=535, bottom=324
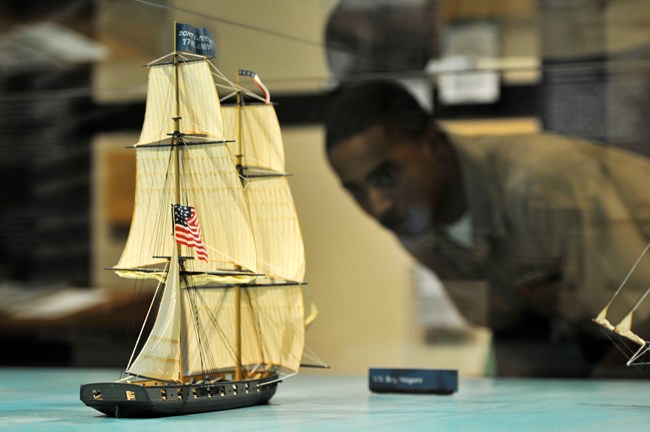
left=400, top=133, right=650, bottom=333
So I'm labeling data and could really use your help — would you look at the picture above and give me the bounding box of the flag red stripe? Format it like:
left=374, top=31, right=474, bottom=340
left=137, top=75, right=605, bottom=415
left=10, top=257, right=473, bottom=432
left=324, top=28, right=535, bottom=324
left=253, top=75, right=270, bottom=104
left=173, top=205, right=209, bottom=262
left=175, top=226, right=202, bottom=240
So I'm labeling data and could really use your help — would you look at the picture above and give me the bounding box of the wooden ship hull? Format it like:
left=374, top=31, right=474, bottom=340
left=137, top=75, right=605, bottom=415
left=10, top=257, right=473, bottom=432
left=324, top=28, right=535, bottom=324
left=80, top=374, right=279, bottom=418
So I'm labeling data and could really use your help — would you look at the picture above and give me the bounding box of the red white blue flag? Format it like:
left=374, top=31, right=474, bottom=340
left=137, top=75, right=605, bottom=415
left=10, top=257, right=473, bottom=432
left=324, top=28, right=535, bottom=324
left=239, top=69, right=270, bottom=104
left=173, top=204, right=208, bottom=262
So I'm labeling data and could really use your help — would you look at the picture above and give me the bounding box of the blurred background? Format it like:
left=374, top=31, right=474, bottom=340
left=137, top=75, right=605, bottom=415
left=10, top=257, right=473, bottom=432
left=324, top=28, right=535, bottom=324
left=0, top=0, right=648, bottom=376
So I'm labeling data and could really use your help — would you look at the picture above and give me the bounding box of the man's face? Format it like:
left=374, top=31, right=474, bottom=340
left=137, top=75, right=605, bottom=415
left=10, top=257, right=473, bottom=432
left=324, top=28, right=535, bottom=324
left=327, top=124, right=447, bottom=237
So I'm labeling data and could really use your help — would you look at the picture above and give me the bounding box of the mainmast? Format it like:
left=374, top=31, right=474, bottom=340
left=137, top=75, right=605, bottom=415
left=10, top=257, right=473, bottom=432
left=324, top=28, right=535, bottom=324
left=234, top=72, right=244, bottom=382
left=172, top=23, right=184, bottom=382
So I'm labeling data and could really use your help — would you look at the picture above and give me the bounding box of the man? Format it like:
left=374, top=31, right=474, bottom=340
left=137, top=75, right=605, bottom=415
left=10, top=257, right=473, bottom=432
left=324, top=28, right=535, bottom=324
left=325, top=80, right=650, bottom=377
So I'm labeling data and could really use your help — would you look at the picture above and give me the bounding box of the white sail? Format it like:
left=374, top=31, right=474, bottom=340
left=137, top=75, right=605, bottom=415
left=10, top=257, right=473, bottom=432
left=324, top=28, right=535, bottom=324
left=114, top=145, right=177, bottom=281
left=181, top=284, right=305, bottom=376
left=114, top=143, right=257, bottom=283
left=138, top=60, right=224, bottom=145
left=115, top=56, right=258, bottom=284
left=243, top=285, right=305, bottom=371
left=245, top=179, right=306, bottom=281
left=126, top=248, right=182, bottom=382
left=178, top=144, right=258, bottom=281
left=221, top=104, right=284, bottom=171
left=221, top=104, right=306, bottom=282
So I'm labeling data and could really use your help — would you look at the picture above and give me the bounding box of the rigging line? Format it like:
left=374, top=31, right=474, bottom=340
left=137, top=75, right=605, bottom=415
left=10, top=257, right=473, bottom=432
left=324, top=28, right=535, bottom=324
left=188, top=288, right=223, bottom=376
left=219, top=89, right=239, bottom=102
left=606, top=241, right=650, bottom=307
left=262, top=370, right=297, bottom=386
left=243, top=287, right=267, bottom=365
left=192, top=285, right=241, bottom=366
left=628, top=283, right=650, bottom=314
left=185, top=286, right=217, bottom=377
left=133, top=0, right=650, bottom=75
left=203, top=240, right=255, bottom=271
left=602, top=327, right=638, bottom=359
left=178, top=137, right=192, bottom=209
left=216, top=79, right=266, bottom=104
left=6, top=60, right=649, bottom=104
left=208, top=64, right=267, bottom=104
left=209, top=63, right=241, bottom=94
left=147, top=51, right=176, bottom=66
left=147, top=143, right=175, bottom=263
left=627, top=343, right=650, bottom=367
left=160, top=148, right=177, bottom=256
left=301, top=344, right=329, bottom=369
left=0, top=85, right=148, bottom=103
left=4, top=55, right=650, bottom=104
left=207, top=59, right=236, bottom=85
left=249, top=363, right=264, bottom=375
left=599, top=329, right=642, bottom=370
left=125, top=260, right=170, bottom=372
left=199, top=293, right=231, bottom=379
left=120, top=272, right=153, bottom=379
left=132, top=0, right=325, bottom=49
left=184, top=279, right=217, bottom=378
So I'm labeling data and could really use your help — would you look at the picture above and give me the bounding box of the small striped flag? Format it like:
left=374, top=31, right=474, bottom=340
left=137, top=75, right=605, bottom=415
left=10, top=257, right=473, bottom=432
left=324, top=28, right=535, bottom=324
left=239, top=69, right=270, bottom=104
left=173, top=204, right=208, bottom=262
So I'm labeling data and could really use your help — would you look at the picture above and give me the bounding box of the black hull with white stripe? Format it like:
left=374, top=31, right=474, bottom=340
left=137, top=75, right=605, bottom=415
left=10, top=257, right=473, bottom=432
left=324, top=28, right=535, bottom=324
left=80, top=375, right=279, bottom=418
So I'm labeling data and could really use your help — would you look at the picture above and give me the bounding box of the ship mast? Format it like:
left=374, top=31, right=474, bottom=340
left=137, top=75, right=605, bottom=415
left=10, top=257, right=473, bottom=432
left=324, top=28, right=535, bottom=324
left=234, top=73, right=244, bottom=381
left=172, top=23, right=184, bottom=383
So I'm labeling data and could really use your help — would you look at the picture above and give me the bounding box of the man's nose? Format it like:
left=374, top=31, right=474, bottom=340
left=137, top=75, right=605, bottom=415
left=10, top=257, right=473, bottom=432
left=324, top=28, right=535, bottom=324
left=366, top=188, right=394, bottom=218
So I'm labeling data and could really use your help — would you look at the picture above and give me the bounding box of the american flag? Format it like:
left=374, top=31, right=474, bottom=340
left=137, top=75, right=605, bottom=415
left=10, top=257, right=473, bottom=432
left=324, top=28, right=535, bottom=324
left=239, top=69, right=270, bottom=104
left=173, top=204, right=208, bottom=262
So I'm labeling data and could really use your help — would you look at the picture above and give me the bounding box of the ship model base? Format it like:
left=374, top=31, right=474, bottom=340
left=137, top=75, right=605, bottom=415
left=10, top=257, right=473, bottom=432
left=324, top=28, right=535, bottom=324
left=80, top=375, right=279, bottom=418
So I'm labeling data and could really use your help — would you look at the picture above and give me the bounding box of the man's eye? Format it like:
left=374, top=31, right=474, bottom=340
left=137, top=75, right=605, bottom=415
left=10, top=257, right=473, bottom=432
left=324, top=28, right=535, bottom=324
left=374, top=163, right=398, bottom=187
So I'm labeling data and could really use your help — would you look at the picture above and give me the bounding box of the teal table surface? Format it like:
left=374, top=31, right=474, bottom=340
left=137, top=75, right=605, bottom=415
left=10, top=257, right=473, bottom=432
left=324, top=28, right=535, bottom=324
left=0, top=368, right=649, bottom=431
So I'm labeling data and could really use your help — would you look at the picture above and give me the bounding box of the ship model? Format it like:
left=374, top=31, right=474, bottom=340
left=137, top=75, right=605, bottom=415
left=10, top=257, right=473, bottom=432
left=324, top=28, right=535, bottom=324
left=80, top=24, right=317, bottom=417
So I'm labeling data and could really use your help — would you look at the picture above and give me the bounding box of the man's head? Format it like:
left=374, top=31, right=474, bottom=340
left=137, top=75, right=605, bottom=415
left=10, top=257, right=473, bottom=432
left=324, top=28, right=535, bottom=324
left=325, top=80, right=458, bottom=238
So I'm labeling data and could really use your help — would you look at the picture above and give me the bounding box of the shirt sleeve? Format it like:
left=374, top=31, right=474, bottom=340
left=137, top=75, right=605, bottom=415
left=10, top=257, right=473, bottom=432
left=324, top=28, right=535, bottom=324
left=515, top=145, right=650, bottom=327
